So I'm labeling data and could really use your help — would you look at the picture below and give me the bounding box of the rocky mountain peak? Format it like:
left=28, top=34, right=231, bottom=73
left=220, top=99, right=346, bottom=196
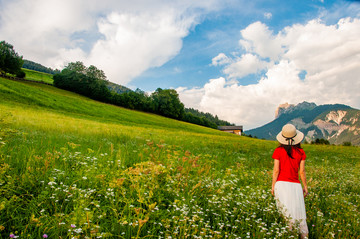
left=275, top=101, right=317, bottom=118
left=246, top=102, right=359, bottom=146
left=275, top=103, right=294, bottom=118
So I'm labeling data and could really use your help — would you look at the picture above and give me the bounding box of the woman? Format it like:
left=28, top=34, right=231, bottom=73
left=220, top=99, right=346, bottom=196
left=271, top=124, right=309, bottom=239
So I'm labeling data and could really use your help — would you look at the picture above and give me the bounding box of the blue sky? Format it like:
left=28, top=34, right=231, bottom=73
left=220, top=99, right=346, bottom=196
left=132, top=0, right=357, bottom=91
left=1, top=0, right=360, bottom=129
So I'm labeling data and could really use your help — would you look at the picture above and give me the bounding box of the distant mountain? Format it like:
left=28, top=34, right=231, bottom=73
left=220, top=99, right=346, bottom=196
left=105, top=81, right=132, bottom=94
left=23, top=60, right=60, bottom=75
left=245, top=101, right=360, bottom=145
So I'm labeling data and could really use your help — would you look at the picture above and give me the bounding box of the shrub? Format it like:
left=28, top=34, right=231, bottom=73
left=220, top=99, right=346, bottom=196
left=311, top=138, right=330, bottom=145
left=16, top=70, right=26, bottom=78
left=342, top=141, right=352, bottom=146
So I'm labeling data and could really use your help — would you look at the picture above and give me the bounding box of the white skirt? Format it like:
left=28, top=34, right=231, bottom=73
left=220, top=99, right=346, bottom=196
left=274, top=181, right=308, bottom=234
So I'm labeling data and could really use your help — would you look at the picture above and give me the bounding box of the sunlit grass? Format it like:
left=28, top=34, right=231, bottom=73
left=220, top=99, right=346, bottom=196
left=0, top=76, right=359, bottom=238
left=23, top=68, right=54, bottom=84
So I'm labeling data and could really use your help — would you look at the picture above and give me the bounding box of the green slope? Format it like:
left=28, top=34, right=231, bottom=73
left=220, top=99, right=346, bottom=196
left=23, top=68, right=54, bottom=84
left=0, top=75, right=359, bottom=238
left=0, top=77, right=220, bottom=134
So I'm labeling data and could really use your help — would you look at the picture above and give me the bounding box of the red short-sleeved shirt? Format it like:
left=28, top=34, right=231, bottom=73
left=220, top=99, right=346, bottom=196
left=272, top=147, right=306, bottom=183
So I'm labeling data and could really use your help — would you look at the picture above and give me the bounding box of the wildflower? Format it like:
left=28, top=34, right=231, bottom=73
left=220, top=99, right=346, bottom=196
left=43, top=234, right=48, bottom=238
left=9, top=234, right=18, bottom=238
left=71, top=224, right=76, bottom=228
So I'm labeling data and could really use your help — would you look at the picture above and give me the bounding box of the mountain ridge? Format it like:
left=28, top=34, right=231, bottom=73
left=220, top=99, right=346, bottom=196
left=245, top=101, right=360, bottom=145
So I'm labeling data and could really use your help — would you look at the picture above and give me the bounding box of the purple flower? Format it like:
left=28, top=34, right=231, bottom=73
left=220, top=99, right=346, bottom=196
left=9, top=234, right=16, bottom=238
left=71, top=224, right=76, bottom=228
left=43, top=234, right=48, bottom=238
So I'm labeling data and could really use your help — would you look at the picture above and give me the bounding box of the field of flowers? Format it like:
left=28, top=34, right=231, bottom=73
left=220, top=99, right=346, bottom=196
left=1, top=77, right=360, bottom=238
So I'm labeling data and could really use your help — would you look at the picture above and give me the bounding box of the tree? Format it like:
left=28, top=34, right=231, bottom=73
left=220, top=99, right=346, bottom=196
left=151, top=88, right=185, bottom=119
left=87, top=65, right=107, bottom=82
left=64, top=61, right=86, bottom=74
left=0, top=41, right=24, bottom=76
left=53, top=62, right=111, bottom=102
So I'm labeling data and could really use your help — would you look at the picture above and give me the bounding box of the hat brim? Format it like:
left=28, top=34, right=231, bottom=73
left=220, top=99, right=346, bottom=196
left=276, top=130, right=304, bottom=145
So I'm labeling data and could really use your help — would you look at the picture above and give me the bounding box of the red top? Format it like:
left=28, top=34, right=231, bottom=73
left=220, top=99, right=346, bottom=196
left=272, top=147, right=306, bottom=183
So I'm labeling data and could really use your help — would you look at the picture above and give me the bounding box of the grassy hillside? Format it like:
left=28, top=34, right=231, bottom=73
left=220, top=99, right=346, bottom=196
left=23, top=68, right=54, bottom=84
left=0, top=75, right=359, bottom=238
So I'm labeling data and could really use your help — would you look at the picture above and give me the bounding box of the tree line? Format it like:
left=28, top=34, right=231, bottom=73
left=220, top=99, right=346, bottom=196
left=54, top=62, right=233, bottom=128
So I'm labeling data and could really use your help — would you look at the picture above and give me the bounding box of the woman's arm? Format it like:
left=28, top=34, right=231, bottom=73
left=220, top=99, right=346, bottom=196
left=271, top=159, right=280, bottom=196
left=299, top=160, right=308, bottom=197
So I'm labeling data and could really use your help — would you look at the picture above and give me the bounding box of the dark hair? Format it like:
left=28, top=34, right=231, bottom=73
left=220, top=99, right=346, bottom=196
left=279, top=143, right=302, bottom=158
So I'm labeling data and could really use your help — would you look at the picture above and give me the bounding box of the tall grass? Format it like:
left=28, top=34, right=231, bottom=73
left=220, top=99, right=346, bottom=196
left=0, top=76, right=359, bottom=238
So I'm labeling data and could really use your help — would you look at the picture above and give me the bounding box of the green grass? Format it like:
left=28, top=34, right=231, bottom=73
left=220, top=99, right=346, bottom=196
left=0, top=75, right=359, bottom=238
left=23, top=68, right=54, bottom=84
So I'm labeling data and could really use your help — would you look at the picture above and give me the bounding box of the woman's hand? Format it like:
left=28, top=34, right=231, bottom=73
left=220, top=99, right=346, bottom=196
left=303, top=187, right=308, bottom=197
left=272, top=159, right=280, bottom=197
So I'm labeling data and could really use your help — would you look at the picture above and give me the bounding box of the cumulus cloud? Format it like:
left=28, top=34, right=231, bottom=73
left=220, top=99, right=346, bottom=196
left=86, top=11, right=192, bottom=84
left=178, top=17, right=360, bottom=129
left=0, top=0, right=222, bottom=85
left=222, top=53, right=271, bottom=79
left=239, top=21, right=284, bottom=60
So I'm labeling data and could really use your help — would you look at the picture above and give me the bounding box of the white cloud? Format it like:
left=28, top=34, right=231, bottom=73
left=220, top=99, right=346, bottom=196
left=212, top=53, right=270, bottom=79
left=177, top=86, right=204, bottom=109
left=86, top=11, right=192, bottom=84
left=0, top=0, right=222, bottom=85
left=0, top=0, right=94, bottom=66
left=222, top=53, right=270, bottom=79
left=212, top=53, right=231, bottom=66
left=264, top=12, right=272, bottom=19
left=179, top=18, right=360, bottom=129
left=239, top=21, right=284, bottom=61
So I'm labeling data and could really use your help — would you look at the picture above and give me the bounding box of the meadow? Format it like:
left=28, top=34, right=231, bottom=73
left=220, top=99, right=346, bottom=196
left=0, top=76, right=359, bottom=238
left=22, top=69, right=54, bottom=84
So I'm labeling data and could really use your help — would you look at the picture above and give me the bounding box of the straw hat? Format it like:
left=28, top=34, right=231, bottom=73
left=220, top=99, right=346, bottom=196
left=276, top=124, right=304, bottom=145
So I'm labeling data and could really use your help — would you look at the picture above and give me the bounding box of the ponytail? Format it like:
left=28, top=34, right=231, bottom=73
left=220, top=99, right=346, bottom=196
left=279, top=143, right=302, bottom=158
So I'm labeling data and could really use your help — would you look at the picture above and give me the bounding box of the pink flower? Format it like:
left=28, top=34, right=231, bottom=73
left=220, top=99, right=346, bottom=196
left=71, top=224, right=76, bottom=228
left=43, top=234, right=48, bottom=238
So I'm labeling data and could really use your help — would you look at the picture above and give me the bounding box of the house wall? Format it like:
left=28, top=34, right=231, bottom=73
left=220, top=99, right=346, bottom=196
left=222, top=130, right=242, bottom=135
left=233, top=130, right=242, bottom=135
